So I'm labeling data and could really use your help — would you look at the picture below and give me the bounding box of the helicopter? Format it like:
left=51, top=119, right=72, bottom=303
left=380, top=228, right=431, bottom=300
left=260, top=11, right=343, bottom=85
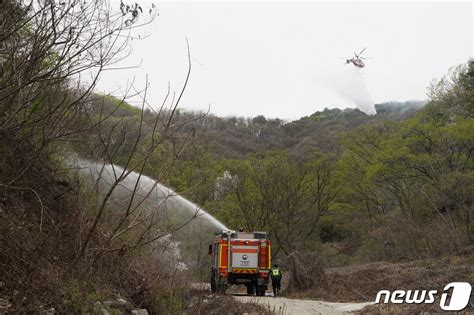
left=345, top=47, right=369, bottom=68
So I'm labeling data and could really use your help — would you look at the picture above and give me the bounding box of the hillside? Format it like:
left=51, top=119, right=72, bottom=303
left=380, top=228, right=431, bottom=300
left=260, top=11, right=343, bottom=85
left=164, top=100, right=426, bottom=160
left=1, top=0, right=472, bottom=312
left=83, top=82, right=472, bottom=269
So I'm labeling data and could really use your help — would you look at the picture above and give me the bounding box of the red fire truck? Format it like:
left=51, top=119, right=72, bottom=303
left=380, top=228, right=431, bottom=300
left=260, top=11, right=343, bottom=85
left=209, top=230, right=271, bottom=296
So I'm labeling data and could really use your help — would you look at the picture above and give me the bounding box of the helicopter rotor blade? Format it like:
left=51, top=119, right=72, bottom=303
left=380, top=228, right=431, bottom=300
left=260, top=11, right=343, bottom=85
left=358, top=47, right=367, bottom=56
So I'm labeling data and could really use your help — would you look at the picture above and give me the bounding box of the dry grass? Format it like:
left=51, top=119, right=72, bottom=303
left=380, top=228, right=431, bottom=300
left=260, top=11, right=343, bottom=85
left=0, top=137, right=191, bottom=313
left=358, top=302, right=474, bottom=314
left=287, top=252, right=474, bottom=307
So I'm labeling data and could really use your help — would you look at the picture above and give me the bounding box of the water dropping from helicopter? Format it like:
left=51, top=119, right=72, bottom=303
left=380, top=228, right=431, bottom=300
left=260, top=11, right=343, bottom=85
left=325, top=47, right=376, bottom=115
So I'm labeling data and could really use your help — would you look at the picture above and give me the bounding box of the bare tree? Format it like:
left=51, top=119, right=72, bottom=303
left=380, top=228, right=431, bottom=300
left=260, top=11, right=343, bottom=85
left=0, top=0, right=212, bottom=310
left=0, top=0, right=157, bottom=184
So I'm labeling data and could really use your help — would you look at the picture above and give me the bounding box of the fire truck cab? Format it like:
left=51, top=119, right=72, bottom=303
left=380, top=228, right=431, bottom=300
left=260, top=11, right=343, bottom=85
left=209, top=230, right=271, bottom=296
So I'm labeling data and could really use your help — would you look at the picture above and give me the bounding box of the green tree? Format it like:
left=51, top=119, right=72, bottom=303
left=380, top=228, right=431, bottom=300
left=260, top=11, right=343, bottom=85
left=213, top=151, right=338, bottom=258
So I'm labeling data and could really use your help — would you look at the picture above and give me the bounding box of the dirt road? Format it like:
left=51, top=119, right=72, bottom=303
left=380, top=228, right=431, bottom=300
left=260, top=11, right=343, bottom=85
left=234, top=295, right=373, bottom=314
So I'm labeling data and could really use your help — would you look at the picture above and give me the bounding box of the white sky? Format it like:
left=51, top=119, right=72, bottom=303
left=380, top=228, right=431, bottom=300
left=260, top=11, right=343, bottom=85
left=97, top=1, right=473, bottom=119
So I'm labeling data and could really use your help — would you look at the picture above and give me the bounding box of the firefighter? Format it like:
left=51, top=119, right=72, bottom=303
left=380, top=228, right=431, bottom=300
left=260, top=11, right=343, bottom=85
left=271, top=263, right=282, bottom=297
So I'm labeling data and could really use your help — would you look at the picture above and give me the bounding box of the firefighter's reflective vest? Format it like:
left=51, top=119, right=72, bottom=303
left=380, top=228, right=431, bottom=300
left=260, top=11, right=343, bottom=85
left=271, top=268, right=281, bottom=279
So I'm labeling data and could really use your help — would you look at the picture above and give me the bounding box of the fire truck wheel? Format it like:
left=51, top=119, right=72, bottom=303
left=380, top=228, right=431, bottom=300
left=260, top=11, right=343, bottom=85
left=210, top=279, right=216, bottom=293
left=256, top=286, right=266, bottom=296
left=217, top=284, right=227, bottom=294
left=246, top=284, right=255, bottom=295
left=210, top=271, right=217, bottom=293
